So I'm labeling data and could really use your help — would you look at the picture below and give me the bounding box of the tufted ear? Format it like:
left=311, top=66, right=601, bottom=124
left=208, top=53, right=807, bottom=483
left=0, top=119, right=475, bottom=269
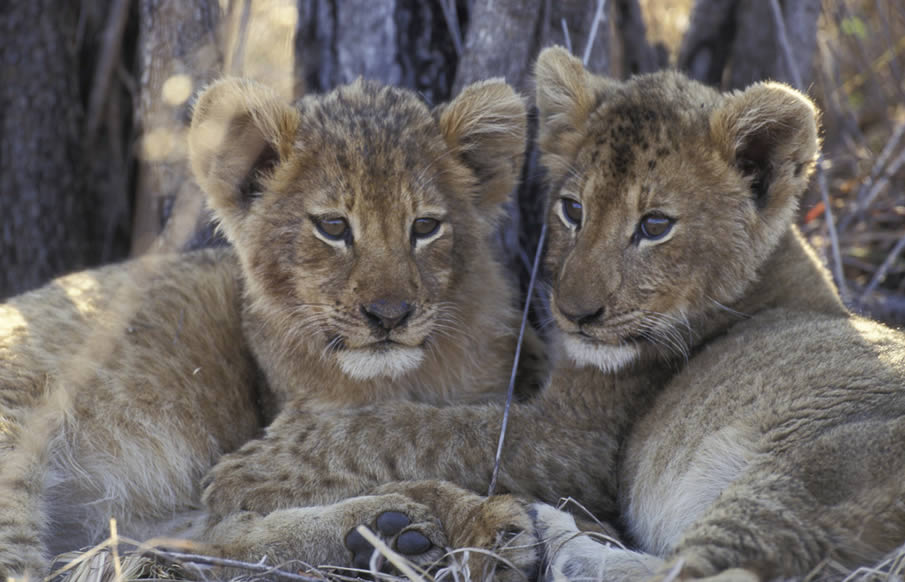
left=434, top=79, right=527, bottom=213
left=711, top=82, right=820, bottom=215
left=534, top=46, right=619, bottom=179
left=188, top=78, right=299, bottom=240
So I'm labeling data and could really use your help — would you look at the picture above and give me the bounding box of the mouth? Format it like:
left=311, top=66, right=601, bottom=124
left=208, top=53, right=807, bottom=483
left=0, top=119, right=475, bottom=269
left=571, top=323, right=641, bottom=345
left=561, top=332, right=640, bottom=372
left=334, top=341, right=426, bottom=380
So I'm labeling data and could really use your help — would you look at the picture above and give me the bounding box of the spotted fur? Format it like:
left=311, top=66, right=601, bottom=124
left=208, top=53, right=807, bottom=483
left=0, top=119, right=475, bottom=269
left=0, top=78, right=543, bottom=577
left=215, top=49, right=905, bottom=582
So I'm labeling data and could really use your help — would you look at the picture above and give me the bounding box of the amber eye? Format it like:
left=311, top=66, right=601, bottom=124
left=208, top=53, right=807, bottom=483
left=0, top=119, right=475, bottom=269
left=314, top=216, right=351, bottom=242
left=638, top=214, right=674, bottom=241
left=560, top=198, right=583, bottom=227
left=412, top=217, right=441, bottom=240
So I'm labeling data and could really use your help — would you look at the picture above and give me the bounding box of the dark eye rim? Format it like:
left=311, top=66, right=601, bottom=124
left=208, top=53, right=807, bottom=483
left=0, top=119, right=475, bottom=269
left=560, top=197, right=583, bottom=227
left=637, top=213, right=675, bottom=241
left=312, top=215, right=352, bottom=243
left=411, top=217, right=442, bottom=240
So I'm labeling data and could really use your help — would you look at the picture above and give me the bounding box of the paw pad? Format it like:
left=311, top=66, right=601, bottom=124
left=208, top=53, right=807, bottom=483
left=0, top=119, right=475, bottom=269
left=376, top=511, right=411, bottom=536
left=344, top=511, right=435, bottom=575
left=395, top=530, right=431, bottom=555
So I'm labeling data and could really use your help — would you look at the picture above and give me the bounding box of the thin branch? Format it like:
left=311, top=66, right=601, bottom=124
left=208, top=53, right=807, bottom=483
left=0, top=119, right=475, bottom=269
left=582, top=0, right=607, bottom=67
left=842, top=146, right=905, bottom=232
left=561, top=18, right=573, bottom=54
left=355, top=526, right=427, bottom=581
left=109, top=519, right=123, bottom=582
left=859, top=233, right=905, bottom=303
left=861, top=120, right=905, bottom=201
left=85, top=0, right=131, bottom=140
left=818, top=159, right=850, bottom=304
left=439, top=0, right=464, bottom=58
left=839, top=120, right=905, bottom=232
left=229, top=0, right=252, bottom=75
left=489, top=222, right=547, bottom=497
left=769, top=0, right=803, bottom=89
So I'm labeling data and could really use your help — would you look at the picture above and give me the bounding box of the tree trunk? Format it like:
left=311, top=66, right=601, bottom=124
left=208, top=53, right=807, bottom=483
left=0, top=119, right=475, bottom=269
left=610, top=0, right=663, bottom=77
left=0, top=1, right=95, bottom=298
left=679, top=0, right=821, bottom=90
left=132, top=0, right=222, bottom=255
left=297, top=0, right=460, bottom=105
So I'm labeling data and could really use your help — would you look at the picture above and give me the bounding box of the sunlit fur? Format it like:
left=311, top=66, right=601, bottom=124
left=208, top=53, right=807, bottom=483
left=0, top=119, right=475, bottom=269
left=0, top=78, right=547, bottom=578
left=189, top=77, right=535, bottom=411
left=196, top=48, right=905, bottom=582
left=523, top=47, right=905, bottom=581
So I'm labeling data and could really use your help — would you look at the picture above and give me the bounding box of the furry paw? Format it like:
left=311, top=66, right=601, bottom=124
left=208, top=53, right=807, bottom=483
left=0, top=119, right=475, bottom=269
left=648, top=558, right=760, bottom=582
left=532, top=502, right=662, bottom=581
left=370, top=480, right=541, bottom=581
left=344, top=508, right=447, bottom=576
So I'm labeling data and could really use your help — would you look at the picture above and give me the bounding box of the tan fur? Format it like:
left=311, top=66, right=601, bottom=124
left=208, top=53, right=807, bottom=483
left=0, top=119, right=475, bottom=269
left=0, top=78, right=542, bottom=578
left=0, top=250, right=258, bottom=575
left=212, top=49, right=905, bottom=581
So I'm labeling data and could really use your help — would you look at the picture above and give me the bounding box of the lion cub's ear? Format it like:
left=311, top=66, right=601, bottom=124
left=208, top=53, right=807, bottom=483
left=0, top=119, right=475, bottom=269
left=711, top=82, right=820, bottom=215
left=534, top=46, right=619, bottom=179
left=434, top=79, right=527, bottom=213
left=188, top=78, right=300, bottom=238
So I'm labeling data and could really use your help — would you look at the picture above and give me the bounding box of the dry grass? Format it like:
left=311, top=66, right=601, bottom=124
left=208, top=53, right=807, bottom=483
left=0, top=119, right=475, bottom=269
left=47, top=536, right=905, bottom=582
left=44, top=523, right=508, bottom=582
left=16, top=3, right=905, bottom=582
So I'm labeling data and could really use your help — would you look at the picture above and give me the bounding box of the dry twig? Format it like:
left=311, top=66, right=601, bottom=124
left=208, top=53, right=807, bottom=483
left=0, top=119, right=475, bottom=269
left=488, top=222, right=547, bottom=496
left=818, top=160, right=851, bottom=303
left=769, top=0, right=803, bottom=89
left=85, top=0, right=131, bottom=139
left=582, top=0, right=607, bottom=68
left=439, top=0, right=464, bottom=58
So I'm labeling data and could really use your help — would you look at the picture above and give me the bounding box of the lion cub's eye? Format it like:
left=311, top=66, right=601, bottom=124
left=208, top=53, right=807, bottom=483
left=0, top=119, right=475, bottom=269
left=313, top=216, right=351, bottom=242
left=560, top=198, right=583, bottom=227
left=412, top=217, right=441, bottom=240
left=637, top=213, right=674, bottom=241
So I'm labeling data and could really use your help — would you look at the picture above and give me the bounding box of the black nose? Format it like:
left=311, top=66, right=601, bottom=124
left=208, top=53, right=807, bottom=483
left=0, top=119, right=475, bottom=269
left=557, top=303, right=604, bottom=326
left=362, top=300, right=413, bottom=331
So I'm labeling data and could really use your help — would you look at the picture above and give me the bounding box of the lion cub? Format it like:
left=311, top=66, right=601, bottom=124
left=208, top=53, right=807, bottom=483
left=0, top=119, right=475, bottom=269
left=0, top=78, right=538, bottom=577
left=208, top=48, right=905, bottom=580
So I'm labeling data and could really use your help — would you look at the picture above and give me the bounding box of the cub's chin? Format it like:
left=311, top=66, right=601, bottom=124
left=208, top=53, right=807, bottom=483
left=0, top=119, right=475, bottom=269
left=336, top=345, right=425, bottom=380
left=562, top=334, right=639, bottom=373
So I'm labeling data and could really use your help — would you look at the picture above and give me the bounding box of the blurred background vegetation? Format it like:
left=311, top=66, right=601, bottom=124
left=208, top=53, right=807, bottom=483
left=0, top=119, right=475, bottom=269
left=2, top=0, right=904, bottom=323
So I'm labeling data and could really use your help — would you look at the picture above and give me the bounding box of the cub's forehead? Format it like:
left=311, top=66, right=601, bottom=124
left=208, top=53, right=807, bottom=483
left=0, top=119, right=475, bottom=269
left=284, top=82, right=451, bottom=210
left=294, top=82, right=441, bottom=160
left=578, top=73, right=719, bottom=183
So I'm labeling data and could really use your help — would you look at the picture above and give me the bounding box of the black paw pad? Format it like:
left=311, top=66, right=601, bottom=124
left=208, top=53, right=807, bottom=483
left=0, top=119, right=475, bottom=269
left=395, top=530, right=432, bottom=556
left=345, top=528, right=374, bottom=554
left=376, top=511, right=411, bottom=536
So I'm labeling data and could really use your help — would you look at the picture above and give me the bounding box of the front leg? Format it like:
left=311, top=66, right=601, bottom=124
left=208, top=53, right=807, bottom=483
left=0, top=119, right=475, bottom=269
left=202, top=480, right=540, bottom=581
left=204, top=367, right=631, bottom=521
left=352, top=481, right=541, bottom=582
left=531, top=503, right=662, bottom=582
left=202, top=492, right=448, bottom=577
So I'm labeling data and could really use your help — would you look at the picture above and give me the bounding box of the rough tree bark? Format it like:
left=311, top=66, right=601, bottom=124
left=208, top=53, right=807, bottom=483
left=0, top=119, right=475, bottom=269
left=0, top=2, right=96, bottom=298
left=132, top=0, right=222, bottom=255
left=3, top=1, right=826, bottom=296
left=610, top=0, right=663, bottom=77
left=679, top=0, right=821, bottom=90
left=297, top=0, right=461, bottom=104
left=542, top=0, right=609, bottom=75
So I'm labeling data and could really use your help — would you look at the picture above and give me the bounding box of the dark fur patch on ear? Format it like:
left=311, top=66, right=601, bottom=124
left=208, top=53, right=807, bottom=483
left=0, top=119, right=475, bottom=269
left=712, top=81, right=819, bottom=214
left=238, top=143, right=279, bottom=206
left=736, top=132, right=774, bottom=209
